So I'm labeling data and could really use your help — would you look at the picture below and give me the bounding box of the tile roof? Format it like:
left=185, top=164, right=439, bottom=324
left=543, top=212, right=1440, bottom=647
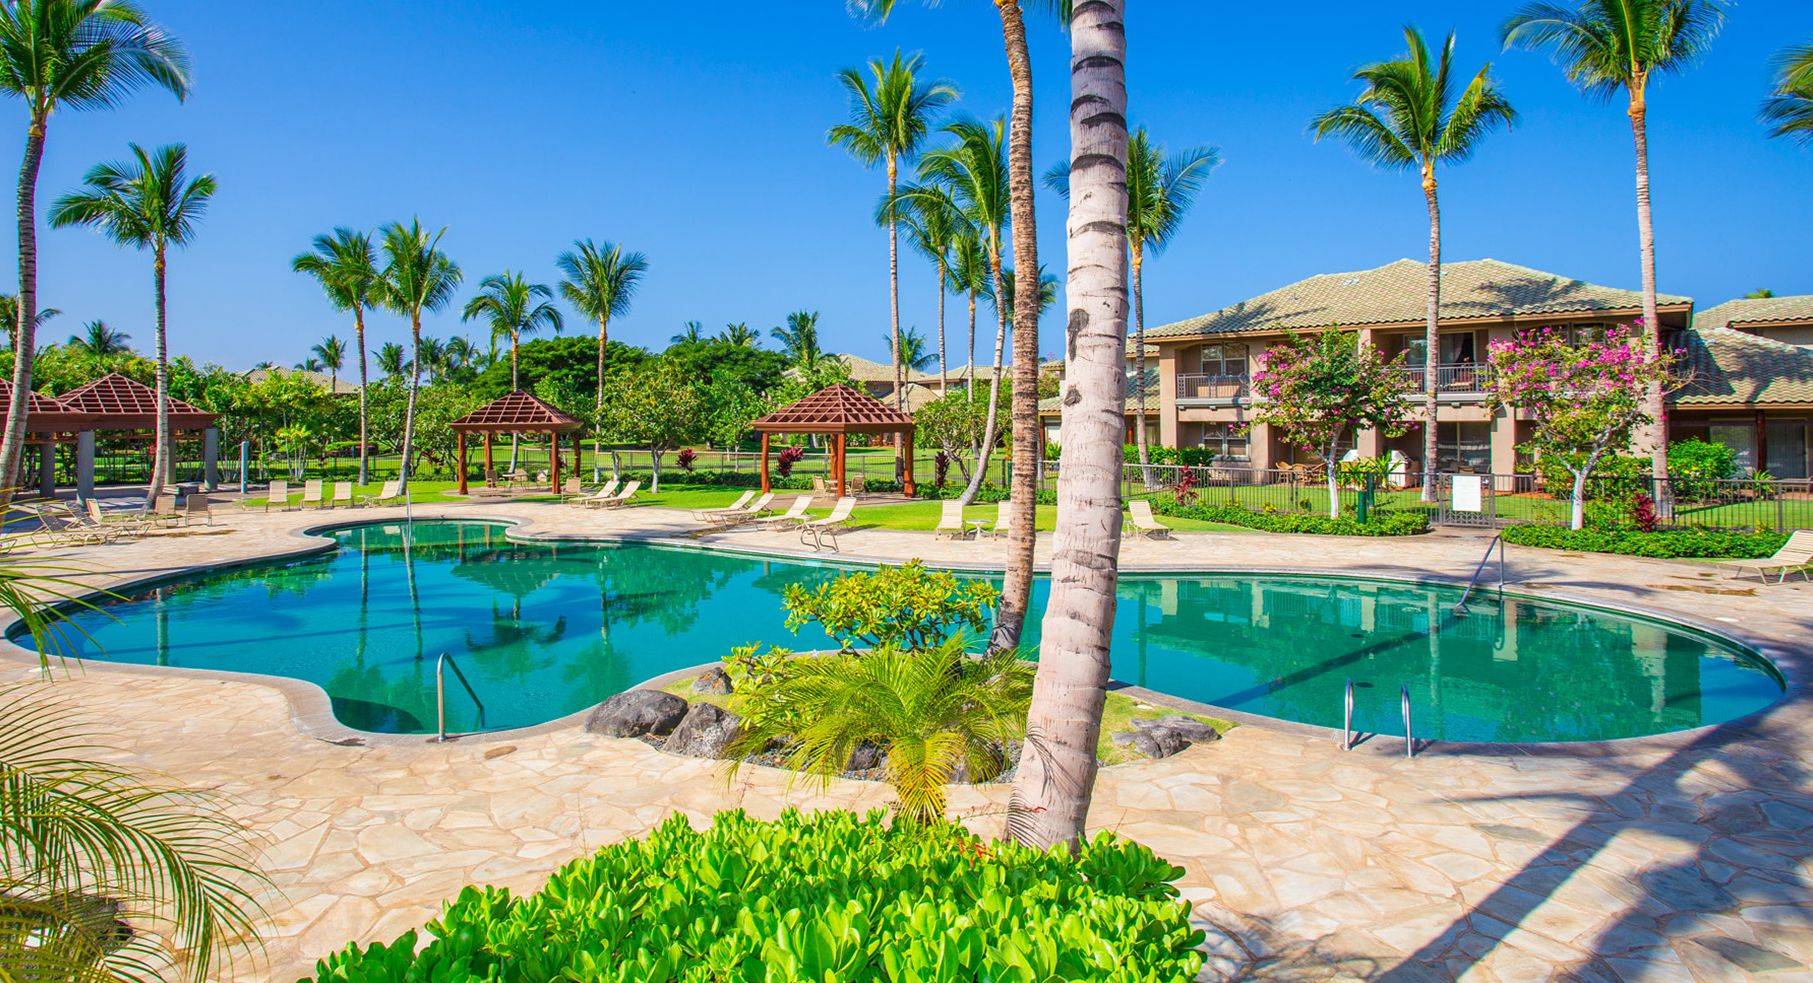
left=449, top=391, right=582, bottom=431
left=1038, top=366, right=1160, bottom=415
left=827, top=353, right=1001, bottom=384
left=245, top=367, right=361, bottom=394
left=1674, top=328, right=1813, bottom=406
left=752, top=383, right=916, bottom=434
left=1147, top=259, right=1691, bottom=340
left=58, top=372, right=216, bottom=425
left=1693, top=296, right=1813, bottom=330
left=0, top=380, right=94, bottom=433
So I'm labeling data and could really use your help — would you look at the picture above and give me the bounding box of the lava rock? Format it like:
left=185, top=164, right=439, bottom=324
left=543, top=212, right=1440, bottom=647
left=846, top=741, right=885, bottom=772
left=1134, top=715, right=1222, bottom=744
left=691, top=666, right=734, bottom=695
left=1113, top=716, right=1221, bottom=760
left=585, top=689, right=689, bottom=738
left=666, top=703, right=741, bottom=758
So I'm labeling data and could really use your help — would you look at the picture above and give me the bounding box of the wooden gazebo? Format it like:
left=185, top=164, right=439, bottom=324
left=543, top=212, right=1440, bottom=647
left=450, top=391, right=584, bottom=495
left=751, top=383, right=914, bottom=498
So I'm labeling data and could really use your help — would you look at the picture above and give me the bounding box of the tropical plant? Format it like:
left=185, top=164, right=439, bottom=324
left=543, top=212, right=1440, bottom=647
left=594, top=357, right=704, bottom=492
left=881, top=324, right=936, bottom=374
left=556, top=238, right=648, bottom=464
left=828, top=50, right=957, bottom=414
left=377, top=219, right=461, bottom=492
left=460, top=272, right=562, bottom=391
left=995, top=265, right=1057, bottom=323
left=50, top=142, right=215, bottom=508
left=0, top=0, right=189, bottom=494
left=1313, top=27, right=1515, bottom=503
left=1501, top=0, right=1725, bottom=494
left=718, top=321, right=758, bottom=348
left=292, top=228, right=382, bottom=483
left=778, top=560, right=999, bottom=652
left=415, top=336, right=446, bottom=382
left=1010, top=0, right=1130, bottom=855
left=769, top=309, right=824, bottom=369
left=891, top=177, right=964, bottom=392
left=1762, top=42, right=1813, bottom=144
left=670, top=319, right=704, bottom=346
left=376, top=341, right=406, bottom=379
left=945, top=227, right=989, bottom=396
left=309, top=335, right=346, bottom=390
left=1, top=295, right=57, bottom=348
left=66, top=319, right=129, bottom=355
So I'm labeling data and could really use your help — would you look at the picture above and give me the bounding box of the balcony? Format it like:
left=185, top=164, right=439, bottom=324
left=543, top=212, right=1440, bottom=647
left=1394, top=362, right=1490, bottom=397
left=1175, top=373, right=1250, bottom=404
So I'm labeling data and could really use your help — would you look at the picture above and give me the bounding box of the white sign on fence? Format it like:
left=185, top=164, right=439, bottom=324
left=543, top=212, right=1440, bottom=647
left=1451, top=474, right=1484, bottom=513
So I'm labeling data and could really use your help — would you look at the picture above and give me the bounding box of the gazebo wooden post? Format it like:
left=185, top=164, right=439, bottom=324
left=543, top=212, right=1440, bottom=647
left=455, top=430, right=469, bottom=495
left=902, top=428, right=916, bottom=497
left=759, top=432, right=771, bottom=493
left=572, top=431, right=583, bottom=482
left=834, top=433, right=846, bottom=498
left=483, top=432, right=494, bottom=483
left=550, top=428, right=562, bottom=493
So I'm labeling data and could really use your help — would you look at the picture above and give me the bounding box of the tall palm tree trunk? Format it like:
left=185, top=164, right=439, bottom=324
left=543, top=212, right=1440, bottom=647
left=355, top=307, right=369, bottom=486
left=966, top=289, right=977, bottom=400
left=1421, top=168, right=1441, bottom=504
left=1132, top=245, right=1153, bottom=489
left=995, top=0, right=1041, bottom=652
left=399, top=315, right=423, bottom=494
left=887, top=154, right=906, bottom=478
left=146, top=244, right=172, bottom=506
left=958, top=252, right=1009, bottom=506
left=509, top=334, right=521, bottom=471
left=593, top=314, right=609, bottom=476
left=1629, top=87, right=1670, bottom=507
left=1009, top=0, right=1129, bottom=852
left=936, top=257, right=949, bottom=395
left=1, top=118, right=46, bottom=495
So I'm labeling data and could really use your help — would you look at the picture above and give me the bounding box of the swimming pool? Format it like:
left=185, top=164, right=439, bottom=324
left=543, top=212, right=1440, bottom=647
left=21, top=520, right=1782, bottom=743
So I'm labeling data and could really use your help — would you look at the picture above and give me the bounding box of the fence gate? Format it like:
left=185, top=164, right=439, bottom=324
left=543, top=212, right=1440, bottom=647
left=1433, top=472, right=1501, bottom=528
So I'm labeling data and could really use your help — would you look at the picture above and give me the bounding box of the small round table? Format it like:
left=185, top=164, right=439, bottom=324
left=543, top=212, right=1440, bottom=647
left=965, top=519, right=991, bottom=540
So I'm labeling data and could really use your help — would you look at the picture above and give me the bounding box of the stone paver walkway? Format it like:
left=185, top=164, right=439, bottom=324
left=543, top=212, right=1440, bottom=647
left=3, top=498, right=1810, bottom=981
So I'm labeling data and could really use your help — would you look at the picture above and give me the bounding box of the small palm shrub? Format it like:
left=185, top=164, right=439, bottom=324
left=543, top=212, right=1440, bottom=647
left=306, top=810, right=1205, bottom=982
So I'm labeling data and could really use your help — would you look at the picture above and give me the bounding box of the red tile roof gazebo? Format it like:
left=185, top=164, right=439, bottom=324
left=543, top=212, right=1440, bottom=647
left=750, top=384, right=916, bottom=498
left=449, top=391, right=584, bottom=495
left=57, top=372, right=217, bottom=431
left=0, top=380, right=96, bottom=437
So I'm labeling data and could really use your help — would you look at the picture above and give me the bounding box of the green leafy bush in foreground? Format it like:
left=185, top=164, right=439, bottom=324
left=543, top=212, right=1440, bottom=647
left=1153, top=498, right=1430, bottom=536
left=305, top=810, right=1205, bottom=983
left=1501, top=525, right=1789, bottom=559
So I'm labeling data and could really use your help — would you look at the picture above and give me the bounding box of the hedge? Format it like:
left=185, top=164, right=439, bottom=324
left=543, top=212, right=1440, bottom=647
left=305, top=810, right=1205, bottom=983
left=1152, top=498, right=1430, bottom=537
left=1500, top=525, right=1790, bottom=559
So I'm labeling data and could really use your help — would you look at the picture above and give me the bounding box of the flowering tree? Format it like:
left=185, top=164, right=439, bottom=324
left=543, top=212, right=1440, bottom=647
left=1248, top=330, right=1414, bottom=517
left=1487, top=324, right=1678, bottom=530
left=595, top=357, right=704, bottom=492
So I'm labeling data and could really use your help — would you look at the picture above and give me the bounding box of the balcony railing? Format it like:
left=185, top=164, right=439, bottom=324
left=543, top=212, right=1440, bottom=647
left=1394, top=362, right=1490, bottom=394
left=1175, top=373, right=1250, bottom=401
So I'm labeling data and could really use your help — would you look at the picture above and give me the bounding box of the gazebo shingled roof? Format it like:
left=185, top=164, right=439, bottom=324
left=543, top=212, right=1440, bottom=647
left=0, top=380, right=96, bottom=435
left=751, top=383, right=915, bottom=497
left=58, top=372, right=216, bottom=430
left=450, top=390, right=582, bottom=432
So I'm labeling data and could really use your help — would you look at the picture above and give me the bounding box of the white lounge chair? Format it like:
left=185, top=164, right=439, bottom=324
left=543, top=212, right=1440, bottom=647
left=86, top=499, right=151, bottom=540
left=570, top=479, right=621, bottom=507
left=1720, top=529, right=1813, bottom=584
left=581, top=479, right=640, bottom=509
left=300, top=479, right=325, bottom=509
left=800, top=497, right=858, bottom=551
left=330, top=481, right=354, bottom=508
left=702, top=491, right=774, bottom=528
left=1128, top=499, right=1172, bottom=540
left=362, top=480, right=404, bottom=507
left=264, top=480, right=291, bottom=512
left=693, top=490, right=755, bottom=522
left=749, top=495, right=813, bottom=530
left=934, top=500, right=967, bottom=540
left=985, top=500, right=1013, bottom=539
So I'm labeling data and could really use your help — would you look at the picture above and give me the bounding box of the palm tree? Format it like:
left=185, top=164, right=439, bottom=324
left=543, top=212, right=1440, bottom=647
left=293, top=228, right=381, bottom=483
left=0, top=0, right=189, bottom=494
left=376, top=341, right=406, bottom=379
left=377, top=219, right=461, bottom=493
left=1312, top=28, right=1514, bottom=503
left=556, top=238, right=647, bottom=466
left=1502, top=0, right=1725, bottom=491
left=828, top=50, right=958, bottom=417
left=50, top=142, right=215, bottom=508
left=0, top=295, right=58, bottom=349
left=995, top=265, right=1058, bottom=323
left=946, top=228, right=989, bottom=398
left=311, top=335, right=347, bottom=391
left=416, top=335, right=447, bottom=382
left=442, top=335, right=478, bottom=377
left=894, top=190, right=963, bottom=393
left=1009, top=0, right=1129, bottom=854
left=720, top=321, right=759, bottom=348
left=295, top=356, right=324, bottom=373
left=461, top=271, right=562, bottom=391
left=770, top=310, right=824, bottom=369
left=1762, top=42, right=1813, bottom=143
left=670, top=319, right=704, bottom=346
left=66, top=319, right=127, bottom=355
left=883, top=325, right=936, bottom=374
left=901, top=118, right=1010, bottom=508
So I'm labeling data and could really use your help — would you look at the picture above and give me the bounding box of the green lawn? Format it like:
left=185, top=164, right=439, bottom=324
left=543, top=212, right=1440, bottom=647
left=628, top=486, right=1244, bottom=533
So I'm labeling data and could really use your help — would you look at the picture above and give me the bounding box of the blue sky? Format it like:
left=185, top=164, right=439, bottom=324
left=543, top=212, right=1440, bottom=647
left=5, top=1, right=1810, bottom=372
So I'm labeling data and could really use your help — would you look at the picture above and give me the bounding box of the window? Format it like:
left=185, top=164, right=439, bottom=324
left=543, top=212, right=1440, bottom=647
left=1437, top=422, right=1492, bottom=472
left=1405, top=333, right=1478, bottom=365
left=1190, top=422, right=1249, bottom=461
left=1709, top=422, right=1756, bottom=472
left=1197, top=343, right=1248, bottom=377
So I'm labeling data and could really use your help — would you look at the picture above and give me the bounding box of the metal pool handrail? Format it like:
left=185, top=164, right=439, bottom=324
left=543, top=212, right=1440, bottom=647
left=435, top=651, right=486, bottom=742
left=1453, top=533, right=1506, bottom=614
left=1342, top=678, right=1355, bottom=750
left=1401, top=684, right=1415, bottom=759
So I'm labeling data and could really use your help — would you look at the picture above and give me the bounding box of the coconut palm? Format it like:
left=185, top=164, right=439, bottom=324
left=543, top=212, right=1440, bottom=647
left=1312, top=28, right=1514, bottom=503
left=1, top=295, right=58, bottom=349
left=995, top=265, right=1058, bottom=323
left=377, top=220, right=461, bottom=493
left=0, top=0, right=189, bottom=494
left=295, top=356, right=323, bottom=373
left=946, top=228, right=989, bottom=398
left=1009, top=0, right=1129, bottom=854
left=670, top=319, right=704, bottom=346
left=719, top=321, right=759, bottom=348
left=442, top=335, right=478, bottom=377
left=292, top=228, right=381, bottom=483
left=415, top=336, right=446, bottom=383
left=556, top=238, right=647, bottom=464
left=1762, top=42, right=1813, bottom=143
left=376, top=341, right=406, bottom=379
left=770, top=310, right=824, bottom=369
left=893, top=190, right=964, bottom=393
left=828, top=50, right=958, bottom=415
left=1501, top=0, right=1725, bottom=490
left=310, top=335, right=346, bottom=391
left=49, top=142, right=215, bottom=508
left=882, top=325, right=936, bottom=374
left=66, top=319, right=128, bottom=355
left=461, top=272, right=562, bottom=391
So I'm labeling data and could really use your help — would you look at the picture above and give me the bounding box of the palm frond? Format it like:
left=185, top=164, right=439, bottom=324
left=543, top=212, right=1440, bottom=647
left=1761, top=42, right=1813, bottom=143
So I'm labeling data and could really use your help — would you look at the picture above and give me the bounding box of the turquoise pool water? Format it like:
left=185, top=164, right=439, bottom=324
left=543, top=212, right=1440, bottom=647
left=25, top=521, right=1782, bottom=743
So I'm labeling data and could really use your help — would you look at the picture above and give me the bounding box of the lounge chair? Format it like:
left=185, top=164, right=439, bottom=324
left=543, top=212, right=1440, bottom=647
left=1720, top=529, right=1813, bottom=584
left=581, top=480, right=640, bottom=509
left=1127, top=499, right=1172, bottom=540
left=330, top=481, right=354, bottom=508
left=800, top=497, right=858, bottom=552
left=300, top=479, right=325, bottom=509
left=933, top=500, right=967, bottom=540
left=570, top=480, right=621, bottom=508
left=362, top=480, right=405, bottom=507
left=701, top=491, right=774, bottom=528
left=86, top=499, right=152, bottom=540
left=692, top=490, right=755, bottom=522
left=748, top=495, right=813, bottom=531
left=263, top=480, right=291, bottom=512
left=558, top=477, right=585, bottom=502
left=12, top=502, right=109, bottom=547
left=985, top=500, right=1013, bottom=539
left=147, top=493, right=184, bottom=528
left=183, top=493, right=215, bottom=527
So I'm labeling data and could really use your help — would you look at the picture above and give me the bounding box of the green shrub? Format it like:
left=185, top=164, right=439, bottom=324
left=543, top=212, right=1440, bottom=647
left=1533, top=452, right=1648, bottom=500
left=780, top=561, right=999, bottom=652
left=1666, top=438, right=1737, bottom=501
left=1501, top=525, right=1788, bottom=559
left=305, top=810, right=1206, bottom=983
left=1152, top=497, right=1429, bottom=536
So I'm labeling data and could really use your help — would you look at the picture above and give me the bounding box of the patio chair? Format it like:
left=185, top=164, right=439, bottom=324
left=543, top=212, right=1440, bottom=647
left=748, top=495, right=813, bottom=530
left=812, top=476, right=828, bottom=494
left=1127, top=499, right=1172, bottom=540
left=1719, top=529, right=1813, bottom=584
left=692, top=490, right=755, bottom=523
left=985, top=500, right=1013, bottom=539
left=148, top=493, right=184, bottom=528
left=570, top=479, right=621, bottom=508
left=183, top=493, right=215, bottom=527
left=933, top=500, right=967, bottom=540
left=263, top=480, right=291, bottom=512
left=362, top=480, right=405, bottom=507
left=800, top=497, right=858, bottom=552
left=558, top=477, right=585, bottom=502
left=581, top=480, right=640, bottom=509
left=330, top=481, right=354, bottom=508
left=10, top=502, right=108, bottom=548
left=300, top=479, right=325, bottom=509
left=702, top=491, right=774, bottom=528
left=86, top=499, right=152, bottom=540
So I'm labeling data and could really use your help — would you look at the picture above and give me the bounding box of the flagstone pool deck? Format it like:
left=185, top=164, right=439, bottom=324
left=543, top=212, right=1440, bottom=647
left=3, top=498, right=1810, bottom=981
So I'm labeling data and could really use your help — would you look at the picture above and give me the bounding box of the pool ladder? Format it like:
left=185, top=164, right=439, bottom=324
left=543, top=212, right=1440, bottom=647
left=1453, top=534, right=1506, bottom=615
left=435, top=652, right=487, bottom=742
left=1341, top=678, right=1417, bottom=759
